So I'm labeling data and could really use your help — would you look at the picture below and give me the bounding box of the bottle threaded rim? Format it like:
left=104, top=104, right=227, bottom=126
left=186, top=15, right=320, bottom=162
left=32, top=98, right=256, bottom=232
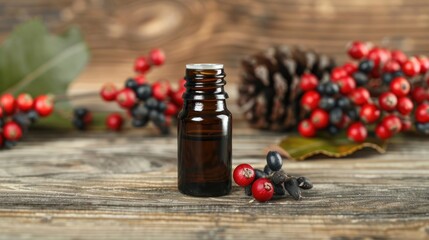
left=186, top=63, right=224, bottom=70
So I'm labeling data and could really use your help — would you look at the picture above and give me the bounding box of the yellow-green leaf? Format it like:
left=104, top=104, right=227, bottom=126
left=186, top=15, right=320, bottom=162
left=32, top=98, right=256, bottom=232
left=273, top=135, right=387, bottom=160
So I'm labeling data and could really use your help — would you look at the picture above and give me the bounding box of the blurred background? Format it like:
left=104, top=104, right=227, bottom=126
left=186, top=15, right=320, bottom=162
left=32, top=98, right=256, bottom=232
left=1, top=0, right=428, bottom=100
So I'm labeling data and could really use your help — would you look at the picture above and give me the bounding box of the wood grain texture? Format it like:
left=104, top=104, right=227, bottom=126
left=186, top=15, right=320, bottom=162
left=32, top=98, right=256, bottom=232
left=0, top=130, right=428, bottom=239
left=1, top=0, right=429, bottom=94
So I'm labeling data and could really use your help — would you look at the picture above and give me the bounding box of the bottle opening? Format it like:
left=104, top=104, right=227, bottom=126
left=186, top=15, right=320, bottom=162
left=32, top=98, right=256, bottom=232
left=186, top=63, right=224, bottom=70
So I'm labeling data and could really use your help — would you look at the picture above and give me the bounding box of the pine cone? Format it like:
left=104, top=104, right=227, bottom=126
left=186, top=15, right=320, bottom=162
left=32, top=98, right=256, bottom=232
left=237, top=45, right=336, bottom=131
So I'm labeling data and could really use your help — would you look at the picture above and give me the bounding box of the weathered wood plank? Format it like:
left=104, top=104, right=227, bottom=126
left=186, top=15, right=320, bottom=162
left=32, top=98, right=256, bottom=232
left=0, top=131, right=428, bottom=239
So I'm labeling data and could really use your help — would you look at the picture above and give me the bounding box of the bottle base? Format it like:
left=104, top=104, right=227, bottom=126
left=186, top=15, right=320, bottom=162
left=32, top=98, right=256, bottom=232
left=178, top=181, right=231, bottom=197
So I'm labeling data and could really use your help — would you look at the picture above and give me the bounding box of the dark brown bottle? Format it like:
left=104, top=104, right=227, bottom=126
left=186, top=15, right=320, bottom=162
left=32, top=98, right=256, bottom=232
left=178, top=64, right=232, bottom=197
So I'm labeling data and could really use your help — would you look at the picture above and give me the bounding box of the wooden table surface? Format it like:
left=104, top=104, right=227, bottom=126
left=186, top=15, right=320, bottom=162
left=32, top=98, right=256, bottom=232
left=0, top=129, right=428, bottom=240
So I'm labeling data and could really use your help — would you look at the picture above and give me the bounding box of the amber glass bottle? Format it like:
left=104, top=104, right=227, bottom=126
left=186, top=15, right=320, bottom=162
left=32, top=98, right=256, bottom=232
left=178, top=64, right=232, bottom=197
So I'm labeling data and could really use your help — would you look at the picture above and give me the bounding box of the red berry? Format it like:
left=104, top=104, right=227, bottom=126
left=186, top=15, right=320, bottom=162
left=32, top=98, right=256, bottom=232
left=367, top=47, right=388, bottom=67
left=397, top=97, right=413, bottom=115
left=415, top=103, right=429, bottom=123
left=310, top=109, right=329, bottom=129
left=251, top=178, right=274, bottom=202
left=149, top=48, right=165, bottom=66
left=135, top=75, right=146, bottom=85
left=347, top=122, right=367, bottom=143
left=233, top=164, right=255, bottom=187
left=400, top=118, right=412, bottom=132
left=347, top=41, right=368, bottom=60
left=34, top=95, right=54, bottom=117
left=390, top=77, right=410, bottom=97
left=0, top=107, right=3, bottom=118
left=134, top=56, right=151, bottom=73
left=330, top=67, right=348, bottom=81
left=301, top=90, right=320, bottom=111
left=172, top=88, right=185, bottom=107
left=391, top=50, right=408, bottom=65
left=3, top=121, right=22, bottom=141
left=100, top=83, right=118, bottom=101
left=349, top=87, right=370, bottom=106
left=0, top=134, right=3, bottom=147
left=411, top=87, right=426, bottom=104
left=342, top=62, right=357, bottom=75
left=299, top=73, right=318, bottom=91
left=298, top=119, right=316, bottom=137
left=336, top=114, right=351, bottom=129
left=375, top=124, right=392, bottom=140
left=382, top=60, right=401, bottom=73
left=336, top=76, right=356, bottom=94
left=164, top=102, right=178, bottom=116
left=106, top=113, right=123, bottom=131
left=116, top=88, right=136, bottom=109
left=382, top=115, right=402, bottom=134
left=418, top=56, right=429, bottom=74
left=16, top=93, right=34, bottom=112
left=402, top=58, right=420, bottom=77
left=0, top=93, right=16, bottom=115
left=83, top=111, right=93, bottom=125
left=360, top=104, right=380, bottom=124
left=378, top=92, right=398, bottom=111
left=152, top=81, right=171, bottom=101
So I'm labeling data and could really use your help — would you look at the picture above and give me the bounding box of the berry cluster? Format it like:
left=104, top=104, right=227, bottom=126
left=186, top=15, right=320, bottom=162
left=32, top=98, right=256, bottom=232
left=298, top=41, right=429, bottom=141
left=233, top=151, right=313, bottom=202
left=0, top=93, right=54, bottom=150
left=74, top=48, right=185, bottom=133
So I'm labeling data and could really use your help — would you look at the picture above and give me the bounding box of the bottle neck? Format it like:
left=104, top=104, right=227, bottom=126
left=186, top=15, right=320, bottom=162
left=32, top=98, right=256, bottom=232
left=183, top=68, right=229, bottom=100
left=183, top=100, right=227, bottom=112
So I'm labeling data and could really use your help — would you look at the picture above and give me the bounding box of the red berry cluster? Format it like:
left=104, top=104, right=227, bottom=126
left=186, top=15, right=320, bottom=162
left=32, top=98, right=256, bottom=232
left=233, top=151, right=313, bottom=202
left=0, top=93, right=54, bottom=149
left=75, top=48, right=185, bottom=133
left=298, top=41, right=429, bottom=141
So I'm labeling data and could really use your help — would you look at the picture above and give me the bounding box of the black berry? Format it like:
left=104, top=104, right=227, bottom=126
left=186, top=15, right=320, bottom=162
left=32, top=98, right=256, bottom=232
left=72, top=118, right=86, bottom=131
left=145, top=97, right=158, bottom=110
left=158, top=101, right=167, bottom=112
left=74, top=108, right=88, bottom=119
left=346, top=108, right=359, bottom=121
left=131, top=104, right=149, bottom=119
left=132, top=117, right=149, bottom=128
left=254, top=169, right=267, bottom=179
left=352, top=71, right=369, bottom=86
left=327, top=125, right=339, bottom=135
left=266, top=151, right=283, bottom=171
left=263, top=165, right=273, bottom=175
left=416, top=122, right=429, bottom=134
left=27, top=110, right=39, bottom=123
left=134, top=84, right=152, bottom=101
left=324, top=82, right=340, bottom=96
left=358, top=60, right=374, bottom=73
left=329, top=107, right=343, bottom=125
left=382, top=73, right=393, bottom=85
left=336, top=97, right=352, bottom=110
left=319, top=97, right=336, bottom=110
left=125, top=78, right=139, bottom=90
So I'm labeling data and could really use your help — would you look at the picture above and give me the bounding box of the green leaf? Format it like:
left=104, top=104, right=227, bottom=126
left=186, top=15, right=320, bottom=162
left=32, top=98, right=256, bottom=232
left=0, top=20, right=89, bottom=95
left=273, top=135, right=387, bottom=160
left=0, top=19, right=90, bottom=128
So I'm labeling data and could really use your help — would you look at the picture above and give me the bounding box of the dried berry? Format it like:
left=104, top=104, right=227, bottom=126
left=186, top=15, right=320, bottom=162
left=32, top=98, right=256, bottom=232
left=296, top=177, right=313, bottom=190
left=284, top=178, right=302, bottom=200
left=271, top=170, right=287, bottom=185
